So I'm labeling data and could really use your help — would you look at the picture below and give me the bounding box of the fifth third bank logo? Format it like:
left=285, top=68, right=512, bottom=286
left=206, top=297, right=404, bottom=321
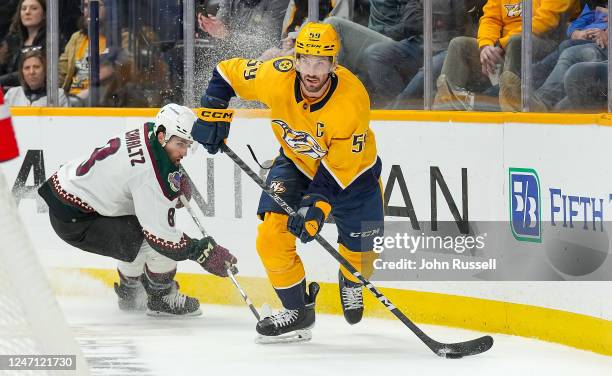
left=509, top=168, right=541, bottom=242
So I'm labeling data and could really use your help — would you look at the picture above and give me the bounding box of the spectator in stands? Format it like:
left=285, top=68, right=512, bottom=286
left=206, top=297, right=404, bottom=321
left=434, top=0, right=580, bottom=111
left=501, top=0, right=608, bottom=111
left=69, top=48, right=147, bottom=108
left=197, top=0, right=290, bottom=59
left=259, top=30, right=298, bottom=61
left=59, top=0, right=157, bottom=107
left=58, top=0, right=81, bottom=51
left=324, top=0, right=423, bottom=78
left=567, top=1, right=608, bottom=39
left=391, top=0, right=485, bottom=109
left=97, top=48, right=148, bottom=108
left=282, top=0, right=353, bottom=37
left=194, top=0, right=289, bottom=107
left=0, top=0, right=20, bottom=78
left=360, top=0, right=430, bottom=107
left=323, top=0, right=426, bottom=106
left=0, top=1, right=19, bottom=42
left=130, top=27, right=172, bottom=108
left=558, top=60, right=607, bottom=111
left=363, top=0, right=475, bottom=108
left=352, top=0, right=371, bottom=27
left=0, top=41, right=9, bottom=77
left=58, top=0, right=108, bottom=99
left=0, top=0, right=46, bottom=89
left=529, top=26, right=608, bottom=111
left=258, top=0, right=353, bottom=61
left=4, top=50, right=69, bottom=107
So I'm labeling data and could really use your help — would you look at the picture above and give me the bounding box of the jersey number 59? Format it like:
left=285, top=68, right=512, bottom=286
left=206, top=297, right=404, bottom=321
left=352, top=133, right=366, bottom=153
left=243, top=60, right=262, bottom=80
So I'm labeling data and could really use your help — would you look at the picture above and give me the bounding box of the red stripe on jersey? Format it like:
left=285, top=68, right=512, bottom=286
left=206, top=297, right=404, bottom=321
left=0, top=90, right=19, bottom=162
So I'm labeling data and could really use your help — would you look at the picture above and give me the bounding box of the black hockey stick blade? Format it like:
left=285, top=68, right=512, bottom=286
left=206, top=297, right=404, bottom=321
left=431, top=335, right=494, bottom=358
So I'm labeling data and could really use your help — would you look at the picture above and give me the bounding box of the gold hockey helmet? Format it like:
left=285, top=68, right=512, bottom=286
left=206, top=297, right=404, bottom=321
left=294, top=22, right=340, bottom=64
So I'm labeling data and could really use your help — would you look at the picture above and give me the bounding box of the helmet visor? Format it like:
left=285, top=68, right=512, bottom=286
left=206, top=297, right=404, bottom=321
left=295, top=55, right=334, bottom=76
left=167, top=135, right=198, bottom=155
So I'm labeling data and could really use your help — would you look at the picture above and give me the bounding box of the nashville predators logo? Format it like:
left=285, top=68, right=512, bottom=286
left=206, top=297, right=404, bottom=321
left=272, top=119, right=327, bottom=160
left=273, top=58, right=294, bottom=72
left=270, top=181, right=286, bottom=194
left=504, top=3, right=522, bottom=17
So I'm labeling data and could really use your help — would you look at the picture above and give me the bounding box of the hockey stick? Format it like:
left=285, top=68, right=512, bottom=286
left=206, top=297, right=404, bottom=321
left=179, top=195, right=261, bottom=321
left=220, top=144, right=493, bottom=358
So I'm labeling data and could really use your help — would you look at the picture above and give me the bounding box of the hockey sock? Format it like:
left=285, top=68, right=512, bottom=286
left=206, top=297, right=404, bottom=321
left=339, top=245, right=377, bottom=284
left=274, top=279, right=306, bottom=310
left=117, top=269, right=141, bottom=287
left=143, top=264, right=177, bottom=293
left=256, top=212, right=307, bottom=309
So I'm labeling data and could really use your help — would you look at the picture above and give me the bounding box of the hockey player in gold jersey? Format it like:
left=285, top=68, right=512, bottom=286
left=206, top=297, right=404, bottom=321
left=192, top=23, right=384, bottom=341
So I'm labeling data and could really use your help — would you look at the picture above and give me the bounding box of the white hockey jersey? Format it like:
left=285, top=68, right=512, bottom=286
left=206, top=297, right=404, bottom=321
left=51, top=123, right=193, bottom=255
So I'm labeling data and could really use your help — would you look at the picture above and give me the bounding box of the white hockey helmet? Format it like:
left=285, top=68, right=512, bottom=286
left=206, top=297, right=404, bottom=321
left=154, top=103, right=197, bottom=146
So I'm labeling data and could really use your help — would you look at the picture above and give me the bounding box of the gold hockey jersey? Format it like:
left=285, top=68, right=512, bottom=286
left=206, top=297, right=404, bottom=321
left=216, top=56, right=378, bottom=192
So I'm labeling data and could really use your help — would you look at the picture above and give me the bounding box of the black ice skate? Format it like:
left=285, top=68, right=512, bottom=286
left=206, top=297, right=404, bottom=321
left=339, top=271, right=364, bottom=324
left=113, top=279, right=147, bottom=312
left=142, top=277, right=201, bottom=317
left=255, top=282, right=319, bottom=344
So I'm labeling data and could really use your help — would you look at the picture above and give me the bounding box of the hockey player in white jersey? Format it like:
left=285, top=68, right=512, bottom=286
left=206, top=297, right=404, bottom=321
left=39, top=104, right=238, bottom=317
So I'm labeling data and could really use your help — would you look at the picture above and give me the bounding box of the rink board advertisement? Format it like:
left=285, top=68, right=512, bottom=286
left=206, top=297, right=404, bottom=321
left=4, top=114, right=612, bottom=280
left=2, top=111, right=612, bottom=355
left=5, top=115, right=612, bottom=282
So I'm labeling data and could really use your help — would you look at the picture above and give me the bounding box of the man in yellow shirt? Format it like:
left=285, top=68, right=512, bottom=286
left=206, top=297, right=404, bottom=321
left=433, top=0, right=579, bottom=111
left=191, top=22, right=384, bottom=341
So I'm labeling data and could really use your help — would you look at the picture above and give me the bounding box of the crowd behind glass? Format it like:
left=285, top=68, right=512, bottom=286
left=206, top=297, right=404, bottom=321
left=0, top=0, right=608, bottom=112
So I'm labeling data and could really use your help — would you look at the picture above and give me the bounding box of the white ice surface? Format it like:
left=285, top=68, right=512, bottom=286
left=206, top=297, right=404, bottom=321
left=57, top=293, right=612, bottom=376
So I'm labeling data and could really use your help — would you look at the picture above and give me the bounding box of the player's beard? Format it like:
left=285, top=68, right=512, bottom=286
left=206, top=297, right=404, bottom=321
left=168, top=153, right=182, bottom=166
left=301, top=74, right=329, bottom=95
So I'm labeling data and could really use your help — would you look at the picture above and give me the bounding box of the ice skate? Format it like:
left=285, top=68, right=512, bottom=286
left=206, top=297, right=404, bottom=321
left=339, top=271, right=364, bottom=324
left=142, top=276, right=201, bottom=317
left=113, top=279, right=147, bottom=312
left=255, top=282, right=319, bottom=344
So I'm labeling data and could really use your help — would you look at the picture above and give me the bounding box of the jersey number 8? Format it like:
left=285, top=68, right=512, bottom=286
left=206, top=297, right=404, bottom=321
left=76, top=138, right=121, bottom=176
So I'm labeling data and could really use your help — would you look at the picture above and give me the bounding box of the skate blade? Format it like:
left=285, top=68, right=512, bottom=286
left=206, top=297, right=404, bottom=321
left=255, top=329, right=312, bottom=344
left=118, top=300, right=148, bottom=313
left=118, top=307, right=147, bottom=313
left=146, top=308, right=203, bottom=318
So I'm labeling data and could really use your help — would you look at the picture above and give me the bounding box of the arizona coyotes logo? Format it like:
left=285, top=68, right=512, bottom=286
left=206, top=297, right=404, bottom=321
left=504, top=3, right=522, bottom=17
left=168, top=171, right=182, bottom=192
left=272, top=119, right=327, bottom=160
